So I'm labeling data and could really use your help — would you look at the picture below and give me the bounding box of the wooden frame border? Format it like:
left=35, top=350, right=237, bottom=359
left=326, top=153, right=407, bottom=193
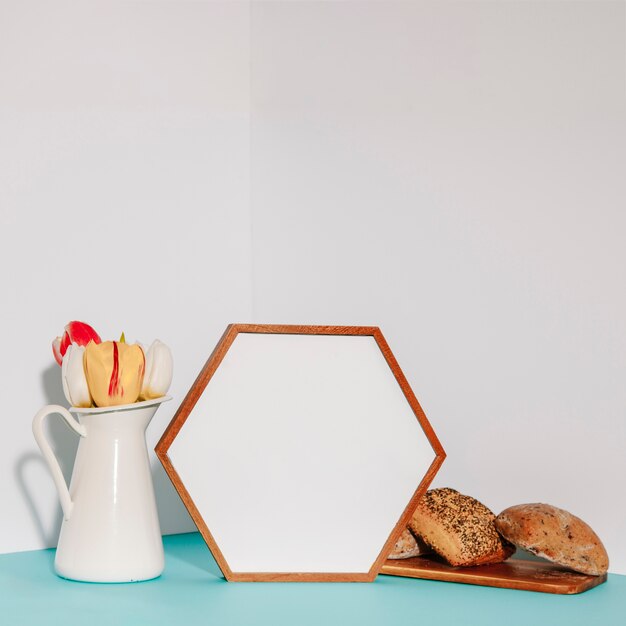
left=155, top=324, right=446, bottom=582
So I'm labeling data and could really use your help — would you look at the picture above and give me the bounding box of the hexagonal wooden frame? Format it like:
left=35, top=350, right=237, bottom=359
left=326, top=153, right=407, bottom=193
left=156, top=324, right=446, bottom=582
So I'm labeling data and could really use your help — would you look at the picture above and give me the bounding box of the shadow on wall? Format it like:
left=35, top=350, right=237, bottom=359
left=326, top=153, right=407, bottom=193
left=15, top=363, right=194, bottom=550
left=14, top=363, right=76, bottom=548
left=151, top=458, right=195, bottom=536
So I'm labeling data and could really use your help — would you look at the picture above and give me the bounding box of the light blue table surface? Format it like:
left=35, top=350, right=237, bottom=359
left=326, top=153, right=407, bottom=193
left=1, top=532, right=624, bottom=626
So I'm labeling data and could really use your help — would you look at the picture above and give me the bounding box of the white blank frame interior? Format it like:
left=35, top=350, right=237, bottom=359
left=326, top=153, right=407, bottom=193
left=156, top=324, right=445, bottom=582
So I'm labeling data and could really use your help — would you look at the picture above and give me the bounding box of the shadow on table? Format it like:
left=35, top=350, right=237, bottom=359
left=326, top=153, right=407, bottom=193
left=163, top=532, right=225, bottom=580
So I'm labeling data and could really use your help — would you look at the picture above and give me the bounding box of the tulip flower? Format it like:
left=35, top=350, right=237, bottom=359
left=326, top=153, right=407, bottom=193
left=52, top=321, right=101, bottom=366
left=61, top=345, right=92, bottom=408
left=140, top=340, right=173, bottom=400
left=84, top=340, right=145, bottom=407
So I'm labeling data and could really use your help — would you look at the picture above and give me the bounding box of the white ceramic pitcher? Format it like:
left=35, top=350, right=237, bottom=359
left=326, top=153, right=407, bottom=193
left=32, top=396, right=170, bottom=583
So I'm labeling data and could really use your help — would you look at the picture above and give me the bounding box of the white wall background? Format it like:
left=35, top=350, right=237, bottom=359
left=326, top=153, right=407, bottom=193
left=0, top=0, right=251, bottom=552
left=1, top=1, right=625, bottom=574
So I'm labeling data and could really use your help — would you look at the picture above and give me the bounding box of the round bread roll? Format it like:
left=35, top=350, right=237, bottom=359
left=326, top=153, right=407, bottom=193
left=409, top=488, right=514, bottom=567
left=388, top=528, right=431, bottom=559
left=495, top=503, right=609, bottom=576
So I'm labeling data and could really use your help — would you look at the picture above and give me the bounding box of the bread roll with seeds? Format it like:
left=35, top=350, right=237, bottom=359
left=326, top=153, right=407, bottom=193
left=388, top=528, right=431, bottom=559
left=409, top=488, right=514, bottom=567
left=496, top=503, right=608, bottom=576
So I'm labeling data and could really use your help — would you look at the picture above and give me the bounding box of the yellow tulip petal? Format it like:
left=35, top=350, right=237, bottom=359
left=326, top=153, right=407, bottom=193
left=84, top=341, right=145, bottom=407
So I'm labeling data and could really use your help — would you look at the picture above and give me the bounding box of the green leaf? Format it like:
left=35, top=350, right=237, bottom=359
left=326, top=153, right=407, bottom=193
left=119, top=331, right=126, bottom=343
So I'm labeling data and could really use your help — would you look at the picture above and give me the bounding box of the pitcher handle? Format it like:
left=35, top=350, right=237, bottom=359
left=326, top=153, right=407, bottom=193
left=32, top=405, right=87, bottom=521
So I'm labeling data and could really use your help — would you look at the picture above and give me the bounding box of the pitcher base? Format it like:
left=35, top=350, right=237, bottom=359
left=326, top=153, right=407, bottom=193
left=55, top=562, right=164, bottom=584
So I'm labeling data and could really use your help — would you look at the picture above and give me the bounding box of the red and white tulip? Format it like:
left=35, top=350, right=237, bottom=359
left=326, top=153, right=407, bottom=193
left=84, top=341, right=146, bottom=407
left=52, top=321, right=101, bottom=366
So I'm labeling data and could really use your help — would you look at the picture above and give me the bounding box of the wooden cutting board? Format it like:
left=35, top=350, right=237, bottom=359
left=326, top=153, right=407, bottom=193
left=380, top=556, right=607, bottom=594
